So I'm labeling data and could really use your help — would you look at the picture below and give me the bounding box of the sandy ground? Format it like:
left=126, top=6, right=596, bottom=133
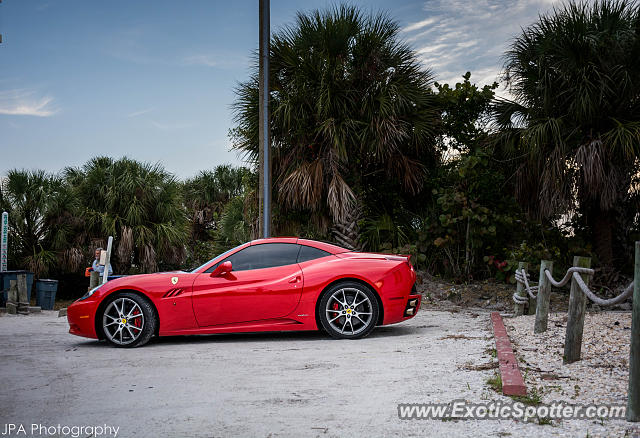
left=0, top=309, right=637, bottom=437
left=505, top=311, right=639, bottom=437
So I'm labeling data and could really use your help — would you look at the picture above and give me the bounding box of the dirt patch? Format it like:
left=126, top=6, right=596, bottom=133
left=439, top=334, right=487, bottom=340
left=462, top=361, right=499, bottom=371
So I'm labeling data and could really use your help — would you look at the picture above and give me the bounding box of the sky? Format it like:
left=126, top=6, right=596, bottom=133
left=0, top=0, right=563, bottom=180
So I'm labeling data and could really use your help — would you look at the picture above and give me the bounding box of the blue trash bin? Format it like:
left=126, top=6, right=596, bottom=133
left=36, top=279, right=58, bottom=310
left=0, top=272, right=7, bottom=306
left=1, top=270, right=35, bottom=304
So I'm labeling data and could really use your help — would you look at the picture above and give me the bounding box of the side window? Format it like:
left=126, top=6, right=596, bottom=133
left=210, top=243, right=301, bottom=272
left=297, top=245, right=331, bottom=263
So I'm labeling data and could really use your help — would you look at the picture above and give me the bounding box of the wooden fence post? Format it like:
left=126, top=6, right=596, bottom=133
left=6, top=279, right=17, bottom=314
left=527, top=267, right=537, bottom=315
left=627, top=241, right=640, bottom=422
left=534, top=260, right=553, bottom=333
left=563, top=256, right=591, bottom=364
left=7, top=278, right=17, bottom=302
left=513, top=261, right=528, bottom=316
left=17, top=273, right=28, bottom=304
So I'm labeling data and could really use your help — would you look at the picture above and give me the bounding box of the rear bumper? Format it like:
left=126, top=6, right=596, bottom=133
left=382, top=292, right=421, bottom=325
left=67, top=299, right=99, bottom=339
left=378, top=260, right=420, bottom=325
left=403, top=293, right=421, bottom=317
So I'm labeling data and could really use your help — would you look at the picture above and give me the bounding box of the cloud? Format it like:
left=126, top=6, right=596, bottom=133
left=127, top=107, right=155, bottom=118
left=0, top=89, right=58, bottom=117
left=403, top=0, right=577, bottom=88
left=402, top=17, right=437, bottom=33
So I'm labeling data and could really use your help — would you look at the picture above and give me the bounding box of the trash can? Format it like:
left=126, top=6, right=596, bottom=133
left=36, top=279, right=58, bottom=310
left=1, top=270, right=35, bottom=304
left=0, top=272, right=7, bottom=306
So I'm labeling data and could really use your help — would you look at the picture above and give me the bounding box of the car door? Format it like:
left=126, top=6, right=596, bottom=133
left=191, top=243, right=303, bottom=327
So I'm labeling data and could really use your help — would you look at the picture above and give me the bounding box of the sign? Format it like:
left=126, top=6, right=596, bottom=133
left=1, top=211, right=8, bottom=272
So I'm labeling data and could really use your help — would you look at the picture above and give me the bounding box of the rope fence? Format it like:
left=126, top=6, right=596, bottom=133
left=507, top=242, right=640, bottom=422
left=513, top=267, right=633, bottom=307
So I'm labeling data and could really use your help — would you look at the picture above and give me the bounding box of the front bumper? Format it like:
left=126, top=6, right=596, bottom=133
left=67, top=299, right=99, bottom=339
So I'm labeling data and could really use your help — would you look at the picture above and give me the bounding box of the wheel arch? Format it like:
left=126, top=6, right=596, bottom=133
left=314, top=277, right=384, bottom=327
left=94, top=289, right=160, bottom=340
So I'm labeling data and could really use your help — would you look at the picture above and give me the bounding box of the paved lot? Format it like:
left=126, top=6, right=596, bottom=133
left=0, top=309, right=628, bottom=437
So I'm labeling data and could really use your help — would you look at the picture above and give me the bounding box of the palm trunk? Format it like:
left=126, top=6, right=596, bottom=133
left=590, top=208, right=614, bottom=267
left=332, top=202, right=361, bottom=250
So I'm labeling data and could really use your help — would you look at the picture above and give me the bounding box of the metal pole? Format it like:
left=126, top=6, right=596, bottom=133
left=101, top=236, right=113, bottom=285
left=258, top=0, right=271, bottom=238
left=627, top=241, right=640, bottom=421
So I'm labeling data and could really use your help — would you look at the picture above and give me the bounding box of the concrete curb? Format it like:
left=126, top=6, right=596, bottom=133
left=491, top=311, right=527, bottom=396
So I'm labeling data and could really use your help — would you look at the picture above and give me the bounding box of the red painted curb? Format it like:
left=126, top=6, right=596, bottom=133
left=490, top=312, right=527, bottom=397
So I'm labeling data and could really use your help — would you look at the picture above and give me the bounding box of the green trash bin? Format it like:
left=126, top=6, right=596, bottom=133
left=36, top=279, right=58, bottom=310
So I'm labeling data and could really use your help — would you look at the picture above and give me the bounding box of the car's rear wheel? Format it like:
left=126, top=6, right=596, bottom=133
left=318, top=281, right=379, bottom=339
left=101, top=292, right=156, bottom=348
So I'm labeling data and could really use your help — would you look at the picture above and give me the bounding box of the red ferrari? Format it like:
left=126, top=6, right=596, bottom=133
left=67, top=237, right=420, bottom=347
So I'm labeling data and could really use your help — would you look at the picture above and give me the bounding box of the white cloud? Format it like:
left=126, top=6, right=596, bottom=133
left=0, top=89, right=58, bottom=117
left=404, top=0, right=578, bottom=88
left=416, top=43, right=448, bottom=55
left=402, top=17, right=437, bottom=33
left=127, top=107, right=154, bottom=118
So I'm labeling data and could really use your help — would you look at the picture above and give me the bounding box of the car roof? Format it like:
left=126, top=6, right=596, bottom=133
left=249, top=237, right=350, bottom=255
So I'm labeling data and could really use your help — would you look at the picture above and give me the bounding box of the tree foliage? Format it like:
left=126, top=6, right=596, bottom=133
left=231, top=5, right=440, bottom=242
left=0, top=170, right=84, bottom=276
left=65, top=157, right=188, bottom=273
left=495, top=0, right=640, bottom=266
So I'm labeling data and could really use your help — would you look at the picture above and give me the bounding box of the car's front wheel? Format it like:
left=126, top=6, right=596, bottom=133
left=318, top=281, right=379, bottom=339
left=101, top=292, right=156, bottom=348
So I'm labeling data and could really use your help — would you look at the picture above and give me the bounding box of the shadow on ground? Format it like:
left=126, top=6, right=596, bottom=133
left=69, top=323, right=427, bottom=349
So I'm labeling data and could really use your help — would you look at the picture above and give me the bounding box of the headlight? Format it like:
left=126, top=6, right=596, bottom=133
left=78, top=285, right=101, bottom=301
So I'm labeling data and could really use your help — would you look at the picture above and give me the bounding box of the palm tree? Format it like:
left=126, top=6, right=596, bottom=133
left=182, top=165, right=252, bottom=241
left=0, top=170, right=84, bottom=276
left=65, top=157, right=188, bottom=273
left=495, top=0, right=640, bottom=266
left=232, top=5, right=439, bottom=248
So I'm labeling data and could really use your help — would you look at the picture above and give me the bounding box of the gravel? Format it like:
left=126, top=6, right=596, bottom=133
left=504, top=311, right=640, bottom=437
left=0, top=308, right=638, bottom=437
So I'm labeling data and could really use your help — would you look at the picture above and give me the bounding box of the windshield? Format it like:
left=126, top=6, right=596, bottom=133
left=190, top=244, right=244, bottom=273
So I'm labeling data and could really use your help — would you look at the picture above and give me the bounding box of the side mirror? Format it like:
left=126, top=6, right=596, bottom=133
left=210, top=261, right=232, bottom=277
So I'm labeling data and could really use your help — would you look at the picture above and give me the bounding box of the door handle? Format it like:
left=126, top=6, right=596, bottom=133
left=288, top=275, right=301, bottom=284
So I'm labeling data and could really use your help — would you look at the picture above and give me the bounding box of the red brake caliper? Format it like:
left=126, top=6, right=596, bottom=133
left=332, top=302, right=340, bottom=322
left=133, top=309, right=141, bottom=329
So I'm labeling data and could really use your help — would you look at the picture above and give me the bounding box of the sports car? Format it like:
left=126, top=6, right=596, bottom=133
left=67, top=237, right=420, bottom=347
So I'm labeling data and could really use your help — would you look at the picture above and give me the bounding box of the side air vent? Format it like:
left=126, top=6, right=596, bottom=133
left=162, top=288, right=184, bottom=298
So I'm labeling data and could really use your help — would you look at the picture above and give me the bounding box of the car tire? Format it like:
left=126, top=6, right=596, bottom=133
left=318, top=281, right=379, bottom=339
left=100, top=292, right=156, bottom=348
